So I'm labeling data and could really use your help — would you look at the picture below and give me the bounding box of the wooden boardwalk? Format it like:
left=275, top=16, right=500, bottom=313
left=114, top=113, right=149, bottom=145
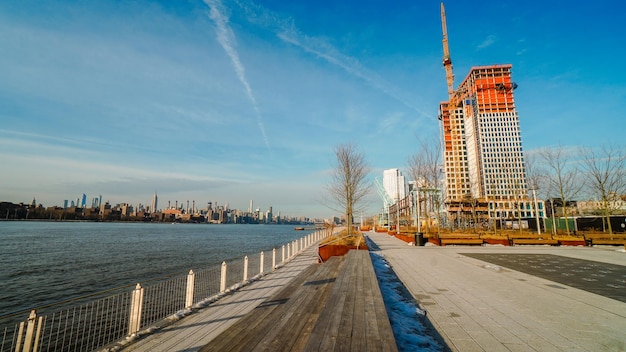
left=200, top=250, right=397, bottom=352
left=120, top=244, right=322, bottom=351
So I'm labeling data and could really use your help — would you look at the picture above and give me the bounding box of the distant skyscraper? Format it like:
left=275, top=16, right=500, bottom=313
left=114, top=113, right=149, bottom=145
left=249, top=199, right=253, bottom=213
left=383, top=168, right=405, bottom=201
left=151, top=192, right=158, bottom=213
left=81, top=193, right=87, bottom=208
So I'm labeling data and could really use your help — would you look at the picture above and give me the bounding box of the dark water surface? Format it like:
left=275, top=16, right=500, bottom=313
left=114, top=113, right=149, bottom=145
left=0, top=221, right=311, bottom=317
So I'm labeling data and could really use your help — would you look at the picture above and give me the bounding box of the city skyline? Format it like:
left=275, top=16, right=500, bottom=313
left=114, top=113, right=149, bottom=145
left=1, top=0, right=624, bottom=218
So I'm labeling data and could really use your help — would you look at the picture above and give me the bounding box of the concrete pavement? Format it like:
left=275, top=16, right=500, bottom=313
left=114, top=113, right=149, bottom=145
left=366, top=233, right=626, bottom=352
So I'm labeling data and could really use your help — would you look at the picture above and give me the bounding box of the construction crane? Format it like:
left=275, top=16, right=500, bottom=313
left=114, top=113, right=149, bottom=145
left=374, top=177, right=393, bottom=227
left=440, top=2, right=455, bottom=100
left=439, top=2, right=464, bottom=215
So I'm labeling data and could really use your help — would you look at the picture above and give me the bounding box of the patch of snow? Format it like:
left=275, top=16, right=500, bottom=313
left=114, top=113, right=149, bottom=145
left=483, top=264, right=502, bottom=271
left=370, top=252, right=445, bottom=352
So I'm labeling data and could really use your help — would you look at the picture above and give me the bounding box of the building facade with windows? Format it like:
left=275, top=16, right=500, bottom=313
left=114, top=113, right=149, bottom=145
left=439, top=64, right=543, bottom=225
left=383, top=168, right=406, bottom=202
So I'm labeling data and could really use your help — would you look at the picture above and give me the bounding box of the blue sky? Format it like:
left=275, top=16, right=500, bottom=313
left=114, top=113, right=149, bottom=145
left=1, top=0, right=624, bottom=219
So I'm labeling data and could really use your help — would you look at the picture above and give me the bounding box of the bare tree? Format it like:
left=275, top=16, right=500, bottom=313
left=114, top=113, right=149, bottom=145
left=327, top=143, right=370, bottom=235
left=539, top=145, right=584, bottom=236
left=525, top=151, right=546, bottom=193
left=579, top=144, right=626, bottom=234
left=525, top=151, right=546, bottom=234
left=407, top=136, right=442, bottom=232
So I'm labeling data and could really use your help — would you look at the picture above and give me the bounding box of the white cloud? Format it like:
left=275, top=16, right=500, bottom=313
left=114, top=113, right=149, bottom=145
left=477, top=34, right=496, bottom=49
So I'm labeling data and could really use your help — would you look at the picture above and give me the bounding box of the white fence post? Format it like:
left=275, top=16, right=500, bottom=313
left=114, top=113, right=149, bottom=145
left=272, top=248, right=276, bottom=271
left=186, top=270, right=195, bottom=309
left=15, top=321, right=24, bottom=352
left=33, top=316, right=43, bottom=352
left=15, top=309, right=38, bottom=352
left=260, top=251, right=265, bottom=274
left=220, top=261, right=227, bottom=293
left=243, top=256, right=249, bottom=281
left=128, top=283, right=144, bottom=336
left=282, top=245, right=285, bottom=263
left=287, top=242, right=291, bottom=259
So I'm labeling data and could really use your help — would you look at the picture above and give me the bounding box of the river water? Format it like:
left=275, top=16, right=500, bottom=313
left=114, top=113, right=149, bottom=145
left=0, top=221, right=313, bottom=319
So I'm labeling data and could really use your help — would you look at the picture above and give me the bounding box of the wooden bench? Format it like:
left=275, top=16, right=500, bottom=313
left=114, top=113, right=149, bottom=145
left=200, top=250, right=397, bottom=352
left=591, top=239, right=626, bottom=246
left=438, top=233, right=481, bottom=239
left=440, top=238, right=484, bottom=246
left=512, top=239, right=559, bottom=246
left=582, top=233, right=626, bottom=246
left=508, top=233, right=542, bottom=239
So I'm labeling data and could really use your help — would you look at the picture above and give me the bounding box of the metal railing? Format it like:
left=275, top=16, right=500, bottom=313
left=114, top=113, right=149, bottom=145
left=1, top=228, right=331, bottom=352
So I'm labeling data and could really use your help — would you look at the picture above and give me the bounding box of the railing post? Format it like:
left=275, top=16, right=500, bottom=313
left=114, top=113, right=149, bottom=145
left=260, top=251, right=265, bottom=274
left=272, top=248, right=276, bottom=271
left=33, top=316, right=43, bottom=352
left=129, top=283, right=144, bottom=336
left=243, top=256, right=249, bottom=281
left=282, top=245, right=285, bottom=263
left=23, top=309, right=37, bottom=352
left=220, top=261, right=227, bottom=293
left=186, top=270, right=195, bottom=309
left=15, top=310, right=38, bottom=352
left=15, top=321, right=24, bottom=352
left=287, top=242, right=291, bottom=259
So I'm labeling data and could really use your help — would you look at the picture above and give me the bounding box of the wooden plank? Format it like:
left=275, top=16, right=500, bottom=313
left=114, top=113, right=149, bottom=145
left=513, top=239, right=559, bottom=245
left=263, top=258, right=342, bottom=351
left=335, top=251, right=358, bottom=352
left=592, top=239, right=626, bottom=245
left=364, top=253, right=397, bottom=351
left=252, top=256, right=342, bottom=350
left=305, top=250, right=397, bottom=352
left=584, top=233, right=626, bottom=240
left=438, top=233, right=480, bottom=239
left=302, top=256, right=349, bottom=352
left=508, top=233, right=542, bottom=239
left=350, top=252, right=367, bottom=352
left=201, top=249, right=397, bottom=352
left=200, top=264, right=320, bottom=351
left=200, top=255, right=345, bottom=352
left=441, top=239, right=484, bottom=245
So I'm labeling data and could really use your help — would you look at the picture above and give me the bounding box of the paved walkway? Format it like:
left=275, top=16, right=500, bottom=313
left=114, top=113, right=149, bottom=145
left=366, top=233, right=626, bottom=352
left=119, top=243, right=321, bottom=352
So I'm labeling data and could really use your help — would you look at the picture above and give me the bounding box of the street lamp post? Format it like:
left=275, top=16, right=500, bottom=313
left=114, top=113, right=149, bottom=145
left=550, top=198, right=557, bottom=237
left=531, top=185, right=541, bottom=235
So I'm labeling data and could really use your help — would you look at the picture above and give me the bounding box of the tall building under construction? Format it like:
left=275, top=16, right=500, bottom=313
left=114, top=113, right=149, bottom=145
left=438, top=4, right=542, bottom=225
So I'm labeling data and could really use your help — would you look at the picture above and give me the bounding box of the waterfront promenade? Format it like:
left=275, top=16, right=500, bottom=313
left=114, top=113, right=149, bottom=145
left=366, top=233, right=626, bottom=351
left=115, top=232, right=626, bottom=352
left=116, top=234, right=396, bottom=352
left=116, top=242, right=323, bottom=351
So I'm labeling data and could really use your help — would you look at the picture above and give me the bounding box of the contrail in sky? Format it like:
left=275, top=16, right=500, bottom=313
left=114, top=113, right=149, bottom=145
left=204, top=0, right=271, bottom=153
left=234, top=0, right=431, bottom=120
